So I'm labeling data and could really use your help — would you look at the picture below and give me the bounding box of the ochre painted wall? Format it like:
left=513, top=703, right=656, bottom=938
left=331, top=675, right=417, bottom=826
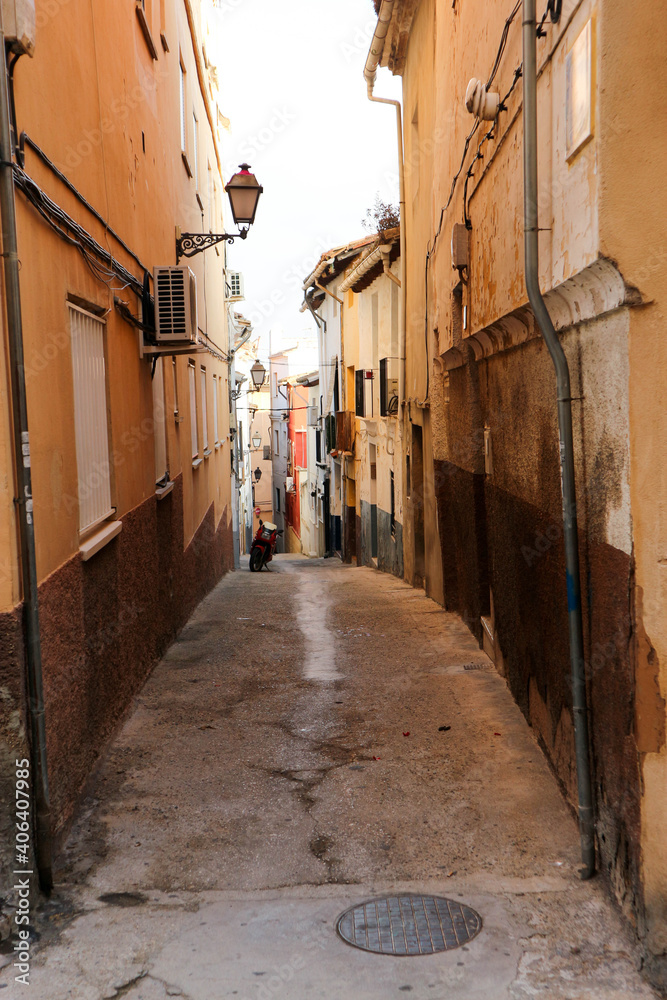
left=390, top=0, right=667, bottom=982
left=0, top=0, right=236, bottom=873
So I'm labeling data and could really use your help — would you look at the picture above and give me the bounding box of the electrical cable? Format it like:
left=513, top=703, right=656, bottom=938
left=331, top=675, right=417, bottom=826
left=21, top=135, right=151, bottom=276
left=463, top=65, right=523, bottom=228
left=421, top=0, right=554, bottom=400
left=13, top=165, right=144, bottom=294
left=486, top=1, right=522, bottom=87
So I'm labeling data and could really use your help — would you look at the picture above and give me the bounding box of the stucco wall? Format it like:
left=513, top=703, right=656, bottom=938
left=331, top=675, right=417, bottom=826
left=0, top=0, right=235, bottom=888
left=391, top=0, right=666, bottom=980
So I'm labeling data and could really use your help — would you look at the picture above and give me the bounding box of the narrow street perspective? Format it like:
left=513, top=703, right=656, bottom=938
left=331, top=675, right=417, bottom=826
left=15, top=557, right=658, bottom=1000
left=1, top=0, right=667, bottom=997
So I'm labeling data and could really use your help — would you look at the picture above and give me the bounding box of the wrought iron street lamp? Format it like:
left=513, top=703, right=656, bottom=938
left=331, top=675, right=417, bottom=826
left=250, top=360, right=266, bottom=389
left=254, top=467, right=262, bottom=482
left=251, top=432, right=262, bottom=449
left=176, top=164, right=263, bottom=261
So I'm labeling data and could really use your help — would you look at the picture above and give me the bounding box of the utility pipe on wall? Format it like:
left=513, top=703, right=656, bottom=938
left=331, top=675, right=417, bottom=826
left=0, top=16, right=52, bottom=890
left=522, top=0, right=595, bottom=879
left=364, top=0, right=406, bottom=414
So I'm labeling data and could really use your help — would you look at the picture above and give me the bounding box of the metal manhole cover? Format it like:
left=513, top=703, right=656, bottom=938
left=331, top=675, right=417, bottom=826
left=336, top=894, right=482, bottom=956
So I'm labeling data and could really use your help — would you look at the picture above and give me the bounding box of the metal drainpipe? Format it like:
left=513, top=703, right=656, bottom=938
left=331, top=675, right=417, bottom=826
left=0, top=23, right=53, bottom=890
left=522, top=0, right=595, bottom=879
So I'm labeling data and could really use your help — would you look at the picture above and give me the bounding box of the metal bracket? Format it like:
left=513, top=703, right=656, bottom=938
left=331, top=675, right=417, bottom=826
left=176, top=228, right=248, bottom=261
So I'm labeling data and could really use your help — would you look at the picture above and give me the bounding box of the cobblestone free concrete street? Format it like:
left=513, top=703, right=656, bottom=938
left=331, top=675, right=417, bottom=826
left=12, top=556, right=660, bottom=999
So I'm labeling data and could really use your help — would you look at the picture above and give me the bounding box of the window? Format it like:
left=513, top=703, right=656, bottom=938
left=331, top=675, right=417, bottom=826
left=219, top=376, right=225, bottom=444
left=193, top=111, right=199, bottom=189
left=152, top=356, right=168, bottom=485
left=179, top=60, right=186, bottom=152
left=207, top=164, right=212, bottom=229
left=200, top=367, right=208, bottom=452
left=229, top=272, right=244, bottom=298
left=188, top=361, right=198, bottom=458
left=171, top=355, right=179, bottom=417
left=274, top=428, right=279, bottom=455
left=380, top=358, right=398, bottom=417
left=355, top=369, right=365, bottom=417
left=390, top=470, right=396, bottom=538
left=295, top=429, right=307, bottom=469
left=276, top=488, right=281, bottom=512
left=333, top=365, right=340, bottom=412
left=212, top=374, right=219, bottom=445
left=69, top=304, right=113, bottom=534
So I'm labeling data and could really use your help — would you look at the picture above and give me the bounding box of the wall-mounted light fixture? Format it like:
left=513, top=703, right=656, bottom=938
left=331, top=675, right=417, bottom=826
left=176, top=164, right=263, bottom=261
left=250, top=360, right=266, bottom=389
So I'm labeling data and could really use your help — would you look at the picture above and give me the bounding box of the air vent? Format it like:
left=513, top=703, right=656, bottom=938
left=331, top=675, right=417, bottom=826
left=154, top=266, right=198, bottom=343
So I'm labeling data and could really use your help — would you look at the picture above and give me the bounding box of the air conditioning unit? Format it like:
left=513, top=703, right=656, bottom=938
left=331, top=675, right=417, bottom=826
left=226, top=270, right=244, bottom=301
left=154, top=266, right=198, bottom=343
left=307, top=404, right=318, bottom=427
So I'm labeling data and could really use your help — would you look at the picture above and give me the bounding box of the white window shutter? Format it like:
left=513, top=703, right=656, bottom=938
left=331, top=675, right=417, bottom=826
left=69, top=304, right=113, bottom=534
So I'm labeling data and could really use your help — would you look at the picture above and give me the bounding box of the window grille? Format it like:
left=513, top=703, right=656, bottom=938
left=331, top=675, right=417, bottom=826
left=193, top=111, right=199, bottom=188
left=152, top=356, right=168, bottom=484
left=212, top=373, right=218, bottom=445
left=179, top=61, right=186, bottom=151
left=68, top=304, right=113, bottom=533
left=188, top=361, right=198, bottom=458
left=200, top=368, right=208, bottom=451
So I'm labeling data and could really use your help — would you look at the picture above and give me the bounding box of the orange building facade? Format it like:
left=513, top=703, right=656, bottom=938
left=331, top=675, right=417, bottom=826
left=0, top=0, right=237, bottom=886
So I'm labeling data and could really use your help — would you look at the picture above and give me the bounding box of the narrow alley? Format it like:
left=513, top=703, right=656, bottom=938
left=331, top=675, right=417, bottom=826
left=16, top=557, right=656, bottom=1000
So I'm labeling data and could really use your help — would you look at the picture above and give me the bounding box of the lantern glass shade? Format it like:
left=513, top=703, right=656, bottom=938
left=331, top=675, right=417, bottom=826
left=252, top=433, right=262, bottom=449
left=254, top=467, right=262, bottom=482
left=226, top=164, right=263, bottom=227
left=250, top=360, right=266, bottom=389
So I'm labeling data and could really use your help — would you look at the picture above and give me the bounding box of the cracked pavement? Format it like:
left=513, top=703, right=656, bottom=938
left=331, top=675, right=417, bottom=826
left=12, top=555, right=660, bottom=998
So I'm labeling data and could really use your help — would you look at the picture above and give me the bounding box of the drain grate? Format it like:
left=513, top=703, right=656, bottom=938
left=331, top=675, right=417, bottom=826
left=336, top=894, right=482, bottom=956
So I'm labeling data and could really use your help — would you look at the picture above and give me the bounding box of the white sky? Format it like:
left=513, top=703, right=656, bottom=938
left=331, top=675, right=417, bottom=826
left=211, top=0, right=402, bottom=358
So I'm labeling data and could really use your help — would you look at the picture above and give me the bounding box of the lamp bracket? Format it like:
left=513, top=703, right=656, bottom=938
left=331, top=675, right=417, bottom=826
left=176, top=228, right=248, bottom=261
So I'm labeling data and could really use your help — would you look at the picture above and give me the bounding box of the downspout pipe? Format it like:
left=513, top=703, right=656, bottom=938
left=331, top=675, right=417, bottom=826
left=0, top=25, right=53, bottom=889
left=522, top=0, right=595, bottom=879
left=364, top=0, right=405, bottom=414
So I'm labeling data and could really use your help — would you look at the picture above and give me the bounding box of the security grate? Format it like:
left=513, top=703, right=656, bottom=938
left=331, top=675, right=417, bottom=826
left=336, top=894, right=482, bottom=956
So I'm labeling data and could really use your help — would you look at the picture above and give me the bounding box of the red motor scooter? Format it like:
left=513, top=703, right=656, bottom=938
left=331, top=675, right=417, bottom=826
left=249, top=521, right=282, bottom=572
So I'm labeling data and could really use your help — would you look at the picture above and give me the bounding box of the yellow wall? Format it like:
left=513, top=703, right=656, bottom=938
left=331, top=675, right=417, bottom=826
left=598, top=0, right=667, bottom=964
left=391, top=0, right=667, bottom=976
left=2, top=0, right=232, bottom=604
